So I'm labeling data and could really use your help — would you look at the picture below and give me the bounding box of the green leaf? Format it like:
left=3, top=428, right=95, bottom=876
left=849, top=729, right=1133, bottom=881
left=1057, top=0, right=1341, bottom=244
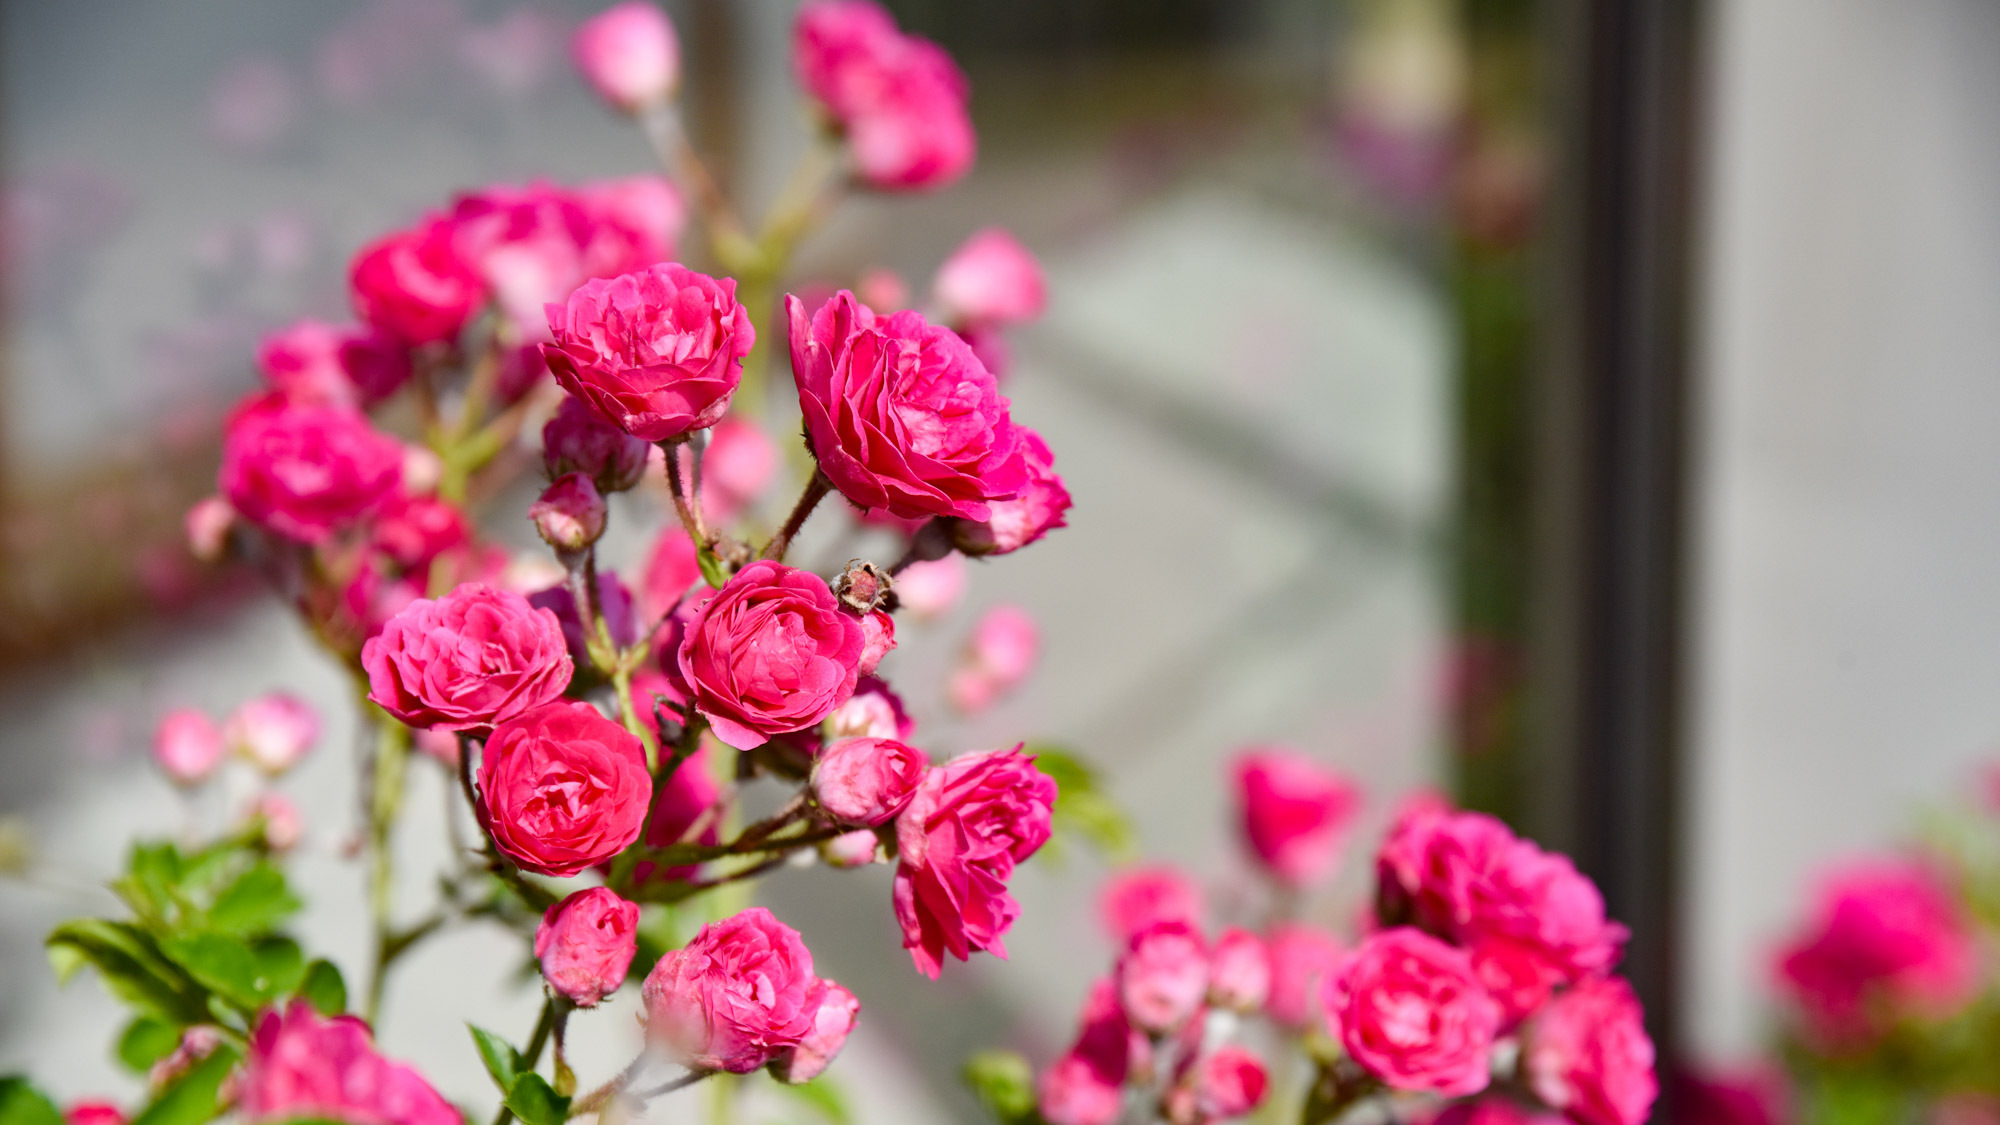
left=129, top=1045, right=239, bottom=1125
left=696, top=546, right=730, bottom=589
left=160, top=934, right=266, bottom=1010
left=116, top=842, right=186, bottom=923
left=250, top=938, right=306, bottom=998
left=503, top=1074, right=570, bottom=1125
left=468, top=1025, right=522, bottom=1093
left=46, top=920, right=212, bottom=1026
left=0, top=1077, right=64, bottom=1125
left=204, top=863, right=301, bottom=936
left=1029, top=747, right=1137, bottom=864
left=299, top=960, right=346, bottom=1016
left=961, top=1050, right=1041, bottom=1125
left=116, top=1017, right=184, bottom=1073
left=770, top=1076, right=851, bottom=1125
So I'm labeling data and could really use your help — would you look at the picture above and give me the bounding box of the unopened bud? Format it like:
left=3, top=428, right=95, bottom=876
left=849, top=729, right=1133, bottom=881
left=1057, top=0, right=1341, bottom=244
left=572, top=2, right=680, bottom=114
left=820, top=829, right=881, bottom=868
left=531, top=473, right=607, bottom=552
left=832, top=559, right=891, bottom=613
left=543, top=395, right=650, bottom=493
left=184, top=496, right=236, bottom=562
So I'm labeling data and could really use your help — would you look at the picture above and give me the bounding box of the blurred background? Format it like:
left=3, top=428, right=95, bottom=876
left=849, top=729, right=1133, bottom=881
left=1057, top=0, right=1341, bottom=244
left=2, top=0, right=1998, bottom=1121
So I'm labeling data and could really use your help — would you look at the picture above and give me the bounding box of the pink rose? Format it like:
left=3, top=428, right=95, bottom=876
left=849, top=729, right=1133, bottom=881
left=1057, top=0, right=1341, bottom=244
left=642, top=906, right=828, bottom=1073
left=529, top=474, right=607, bottom=552
left=698, top=416, right=778, bottom=525
left=1208, top=928, right=1271, bottom=1013
left=535, top=887, right=640, bottom=1007
left=256, top=319, right=412, bottom=407
left=1469, top=936, right=1565, bottom=1026
left=1117, top=919, right=1209, bottom=1033
left=893, top=555, right=966, bottom=620
left=1166, top=1045, right=1269, bottom=1124
left=154, top=708, right=223, bottom=786
left=639, top=525, right=702, bottom=619
left=1774, top=858, right=1980, bottom=1045
left=1099, top=865, right=1205, bottom=944
left=893, top=746, right=1058, bottom=977
left=788, top=291, right=1028, bottom=521
left=1263, top=923, right=1344, bottom=1028
left=828, top=676, right=913, bottom=741
left=575, top=175, right=684, bottom=267
left=1433, top=1101, right=1568, bottom=1125
left=820, top=829, right=881, bottom=868
left=363, top=584, right=573, bottom=732
left=952, top=427, right=1072, bottom=557
left=543, top=263, right=752, bottom=442
left=64, top=1102, right=125, bottom=1125
left=223, top=692, right=318, bottom=774
left=477, top=700, right=651, bottom=877
left=791, top=2, right=972, bottom=191
left=813, top=737, right=926, bottom=827
left=677, top=559, right=866, bottom=750
left=792, top=1, right=897, bottom=112
left=1323, top=927, right=1500, bottom=1096
left=950, top=604, right=1040, bottom=714
left=855, top=610, right=897, bottom=677
left=769, top=981, right=859, bottom=1084
left=448, top=182, right=666, bottom=343
left=1233, top=748, right=1361, bottom=886
left=1524, top=976, right=1657, bottom=1125
left=936, top=228, right=1046, bottom=327
left=571, top=2, right=679, bottom=113
left=543, top=395, right=651, bottom=493
left=238, top=1001, right=458, bottom=1125
left=185, top=496, right=236, bottom=562
left=219, top=402, right=404, bottom=544
left=348, top=218, right=483, bottom=347
left=369, top=493, right=471, bottom=568
left=1039, top=1053, right=1124, bottom=1125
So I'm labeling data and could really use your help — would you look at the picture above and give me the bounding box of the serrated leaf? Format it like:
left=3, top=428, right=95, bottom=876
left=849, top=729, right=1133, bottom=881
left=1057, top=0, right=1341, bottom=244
left=204, top=864, right=300, bottom=936
left=770, top=1076, right=850, bottom=1125
left=504, top=1074, right=570, bottom=1125
left=160, top=934, right=265, bottom=1010
left=0, top=1076, right=63, bottom=1125
left=468, top=1025, right=522, bottom=1093
left=299, top=960, right=346, bottom=1016
left=46, top=920, right=212, bottom=1026
left=129, top=1045, right=239, bottom=1125
left=961, top=1050, right=1040, bottom=1125
left=116, top=1017, right=184, bottom=1073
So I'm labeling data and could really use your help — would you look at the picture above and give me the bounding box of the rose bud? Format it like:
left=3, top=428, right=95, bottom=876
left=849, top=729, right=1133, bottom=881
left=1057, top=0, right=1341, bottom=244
left=949, top=604, right=1040, bottom=714
left=63, top=1103, right=125, bottom=1125
left=239, top=1001, right=457, bottom=1125
left=821, top=829, right=881, bottom=868
left=535, top=887, right=641, bottom=1008
left=219, top=403, right=404, bottom=544
left=154, top=709, right=224, bottom=787
left=677, top=560, right=866, bottom=750
left=184, top=496, right=236, bottom=563
left=1322, top=927, right=1500, bottom=1097
left=572, top=2, right=679, bottom=113
left=543, top=263, right=752, bottom=443
left=1038, top=1052, right=1123, bottom=1125
left=935, top=228, right=1047, bottom=327
left=530, top=473, right=608, bottom=553
left=952, top=428, right=1071, bottom=557
left=543, top=395, right=650, bottom=494
left=1232, top=748, right=1361, bottom=886
left=245, top=793, right=303, bottom=852
left=478, top=701, right=650, bottom=878
left=812, top=737, right=927, bottom=827
left=1524, top=976, right=1658, bottom=1125
left=223, top=692, right=318, bottom=774
left=1207, top=928, right=1271, bottom=1013
left=363, top=584, right=573, bottom=732
left=348, top=218, right=483, bottom=347
left=643, top=906, right=829, bottom=1073
left=769, top=981, right=859, bottom=1084
left=1099, top=865, right=1204, bottom=944
left=700, top=417, right=777, bottom=524
left=893, top=555, right=966, bottom=620
left=1165, top=1046, right=1269, bottom=1125
left=791, top=2, right=974, bottom=191
left=828, top=677, right=913, bottom=742
left=832, top=559, right=891, bottom=614
left=1116, top=919, right=1209, bottom=1033
left=148, top=1026, right=222, bottom=1092
left=857, top=611, right=896, bottom=676
left=1263, top=923, right=1343, bottom=1028
left=788, top=291, right=1028, bottom=521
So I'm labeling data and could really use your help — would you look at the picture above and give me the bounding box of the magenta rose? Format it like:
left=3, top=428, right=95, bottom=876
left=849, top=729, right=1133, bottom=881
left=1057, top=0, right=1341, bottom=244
left=363, top=584, right=573, bottom=732
left=812, top=736, right=926, bottom=827
left=542, top=262, right=752, bottom=442
left=1117, top=918, right=1209, bottom=1033
left=951, top=427, right=1072, bottom=556
left=256, top=319, right=411, bottom=407
left=642, top=906, right=828, bottom=1074
left=238, top=1001, right=458, bottom=1125
left=369, top=493, right=470, bottom=568
left=219, top=402, right=404, bottom=544
left=348, top=218, right=483, bottom=347
left=535, top=887, right=640, bottom=1008
left=1233, top=748, right=1361, bottom=886
left=1098, top=864, right=1204, bottom=944
left=791, top=2, right=972, bottom=190
left=63, top=1103, right=123, bottom=1125
left=1263, top=923, right=1344, bottom=1028
left=1208, top=928, right=1272, bottom=1013
left=543, top=395, right=651, bottom=493
left=677, top=559, right=866, bottom=750
left=1323, top=927, right=1500, bottom=1096
left=1524, top=976, right=1658, bottom=1125
left=1166, top=1045, right=1269, bottom=1125
left=1433, top=1101, right=1568, bottom=1125
left=477, top=701, right=650, bottom=877
left=768, top=981, right=859, bottom=1085
left=936, top=228, right=1047, bottom=327
left=893, top=746, right=1058, bottom=978
left=571, top=1, right=679, bottom=113
left=787, top=290, right=1029, bottom=521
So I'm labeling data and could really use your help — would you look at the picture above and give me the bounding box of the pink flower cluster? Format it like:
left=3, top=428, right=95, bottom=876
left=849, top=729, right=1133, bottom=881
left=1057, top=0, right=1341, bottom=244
left=152, top=693, right=319, bottom=786
left=793, top=1, right=974, bottom=190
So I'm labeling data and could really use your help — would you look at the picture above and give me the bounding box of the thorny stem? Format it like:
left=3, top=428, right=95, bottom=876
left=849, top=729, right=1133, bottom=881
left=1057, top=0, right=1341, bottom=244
left=733, top=793, right=809, bottom=847
left=661, top=439, right=710, bottom=549
left=762, top=471, right=832, bottom=561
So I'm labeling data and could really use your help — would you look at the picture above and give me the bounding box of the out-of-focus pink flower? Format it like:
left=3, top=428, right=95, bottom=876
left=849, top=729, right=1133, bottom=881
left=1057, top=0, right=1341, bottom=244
left=791, top=2, right=974, bottom=191
left=412, top=728, right=461, bottom=768
left=349, top=218, right=483, bottom=347
left=894, top=746, right=1058, bottom=978
left=936, top=229, right=1046, bottom=327
left=894, top=555, right=966, bottom=620
left=220, top=402, right=405, bottom=544
left=1774, top=858, right=1981, bottom=1046
left=1117, top=919, right=1209, bottom=1033
left=1099, top=865, right=1204, bottom=944
left=951, top=427, right=1071, bottom=557
left=856, top=267, right=909, bottom=313
left=699, top=417, right=777, bottom=524
left=633, top=738, right=719, bottom=884
left=639, top=524, right=703, bottom=621
left=950, top=604, right=1040, bottom=714
left=821, top=829, right=881, bottom=868
left=572, top=2, right=679, bottom=113
left=1524, top=976, right=1657, bottom=1125
left=544, top=395, right=651, bottom=494
left=370, top=493, right=470, bottom=569
left=479, top=701, right=651, bottom=878
left=256, top=320, right=412, bottom=407
left=1432, top=1100, right=1567, bottom=1125
left=238, top=1001, right=457, bottom=1125
left=1165, top=1045, right=1269, bottom=1124
left=677, top=560, right=866, bottom=750
left=1264, top=923, right=1344, bottom=1028
left=245, top=793, right=303, bottom=852
left=224, top=693, right=318, bottom=774
left=1324, top=927, right=1499, bottom=1097
left=1931, top=1095, right=2000, bottom=1125
left=1669, top=1068, right=1788, bottom=1125
left=154, top=709, right=224, bottom=786
left=813, top=737, right=927, bottom=827
left=530, top=474, right=607, bottom=552
left=1039, top=1053, right=1124, bottom=1125
left=185, top=496, right=236, bottom=562
left=64, top=1101, right=125, bottom=1125
left=1232, top=748, right=1361, bottom=886
left=1208, top=928, right=1271, bottom=1013
left=363, top=584, right=573, bottom=732
left=535, top=887, right=640, bottom=1007
left=769, top=981, right=859, bottom=1084
left=827, top=677, right=913, bottom=742
left=643, top=906, right=828, bottom=1074
left=575, top=175, right=684, bottom=266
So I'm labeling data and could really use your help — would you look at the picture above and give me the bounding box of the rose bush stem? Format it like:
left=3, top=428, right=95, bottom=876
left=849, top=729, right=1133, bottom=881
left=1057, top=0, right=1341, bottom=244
left=492, top=998, right=560, bottom=1125
left=662, top=438, right=710, bottom=549
left=363, top=709, right=411, bottom=1025
left=612, top=664, right=661, bottom=774
left=734, top=793, right=809, bottom=846
left=762, top=471, right=832, bottom=561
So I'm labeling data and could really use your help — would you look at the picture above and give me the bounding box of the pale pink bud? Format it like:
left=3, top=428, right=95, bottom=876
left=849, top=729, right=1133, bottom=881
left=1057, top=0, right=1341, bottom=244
left=893, top=555, right=965, bottom=619
left=572, top=2, right=680, bottom=113
left=827, top=678, right=912, bottom=741
left=1039, top=1052, right=1124, bottom=1125
left=224, top=693, right=318, bottom=774
left=821, top=829, right=881, bottom=868
left=245, top=793, right=303, bottom=852
left=1117, top=919, right=1209, bottom=1033
left=149, top=1026, right=221, bottom=1091
left=812, top=737, right=927, bottom=827
left=530, top=473, right=607, bottom=551
left=935, top=228, right=1046, bottom=327
left=154, top=709, right=224, bottom=786
left=1166, top=1046, right=1269, bottom=1124
left=1208, top=929, right=1271, bottom=1013
left=857, top=610, right=896, bottom=676
left=536, top=887, right=641, bottom=1007
left=967, top=604, right=1038, bottom=683
left=769, top=981, right=859, bottom=1084
left=184, top=497, right=236, bottom=562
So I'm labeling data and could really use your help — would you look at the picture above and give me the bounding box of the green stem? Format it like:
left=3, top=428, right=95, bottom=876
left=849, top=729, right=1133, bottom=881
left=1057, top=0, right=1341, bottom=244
left=612, top=662, right=661, bottom=773
left=661, top=438, right=710, bottom=549
left=363, top=711, right=410, bottom=1025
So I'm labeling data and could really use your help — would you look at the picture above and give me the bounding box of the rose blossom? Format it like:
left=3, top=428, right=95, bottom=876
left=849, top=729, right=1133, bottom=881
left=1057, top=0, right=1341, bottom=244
left=1166, top=1046, right=1269, bottom=1124
left=571, top=2, right=679, bottom=113
left=363, top=584, right=573, bottom=732
left=791, top=2, right=974, bottom=191
left=257, top=319, right=412, bottom=406
left=1208, top=928, right=1271, bottom=1013
left=529, top=474, right=607, bottom=552
left=1323, top=927, right=1500, bottom=1096
left=219, top=403, right=404, bottom=544
left=640, top=525, right=702, bottom=619
left=1264, top=923, right=1344, bottom=1028
left=1039, top=1053, right=1124, bottom=1125
left=1117, top=919, right=1209, bottom=1033
left=543, top=263, right=752, bottom=442
left=154, top=708, right=224, bottom=786
left=348, top=218, right=483, bottom=347
left=478, top=701, right=650, bottom=877
left=769, top=981, right=859, bottom=1084
left=369, top=493, right=470, bottom=568
left=950, top=604, right=1040, bottom=714
left=699, top=415, right=777, bottom=524
left=1524, top=976, right=1657, bottom=1125
left=857, top=611, right=896, bottom=677
left=788, top=291, right=1028, bottom=520
left=238, top=1000, right=457, bottom=1125
left=894, top=746, right=1058, bottom=978
left=245, top=793, right=303, bottom=852
left=64, top=1102, right=124, bottom=1125
left=1233, top=748, right=1361, bottom=886
left=223, top=692, right=318, bottom=774
left=543, top=395, right=650, bottom=493
left=677, top=559, right=867, bottom=750
left=936, top=228, right=1047, bottom=327
left=1432, top=1101, right=1568, bottom=1125
left=821, top=829, right=880, bottom=868
left=828, top=677, right=913, bottom=741
left=1042, top=977, right=1143, bottom=1125
left=1099, top=865, right=1204, bottom=944
left=535, top=887, right=640, bottom=1007
left=813, top=737, right=926, bottom=827
left=952, top=427, right=1072, bottom=557
left=643, top=906, right=828, bottom=1073
left=894, top=555, right=966, bottom=619
left=576, top=175, right=685, bottom=266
